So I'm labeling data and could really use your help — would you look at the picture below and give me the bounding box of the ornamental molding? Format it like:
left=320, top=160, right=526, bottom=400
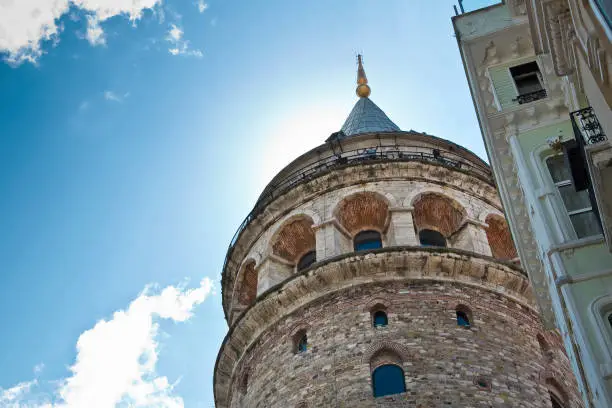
left=488, top=126, right=556, bottom=327
left=544, top=0, right=577, bottom=77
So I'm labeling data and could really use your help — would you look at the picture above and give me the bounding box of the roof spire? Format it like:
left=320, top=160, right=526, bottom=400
left=356, top=54, right=371, bottom=98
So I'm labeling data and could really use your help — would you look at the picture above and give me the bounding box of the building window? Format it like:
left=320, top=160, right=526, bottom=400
left=294, top=331, right=308, bottom=354
left=550, top=392, right=565, bottom=408
left=608, top=312, right=612, bottom=330
left=373, top=311, right=388, bottom=327
left=546, top=155, right=601, bottom=238
left=474, top=376, right=492, bottom=391
left=297, top=250, right=316, bottom=271
left=419, top=229, right=446, bottom=247
left=354, top=230, right=382, bottom=251
left=510, top=62, right=546, bottom=104
left=372, top=365, right=406, bottom=397
left=456, top=305, right=472, bottom=327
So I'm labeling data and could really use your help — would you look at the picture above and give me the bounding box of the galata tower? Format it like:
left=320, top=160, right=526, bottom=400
left=214, top=57, right=582, bottom=408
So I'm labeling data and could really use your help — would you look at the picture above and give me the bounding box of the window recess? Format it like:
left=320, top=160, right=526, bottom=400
left=510, top=62, right=547, bottom=104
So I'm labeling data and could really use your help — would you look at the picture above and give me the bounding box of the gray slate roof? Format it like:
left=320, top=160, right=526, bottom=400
left=339, top=97, right=400, bottom=138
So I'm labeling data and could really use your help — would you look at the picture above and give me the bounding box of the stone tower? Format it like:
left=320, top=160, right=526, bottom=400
left=214, top=58, right=582, bottom=407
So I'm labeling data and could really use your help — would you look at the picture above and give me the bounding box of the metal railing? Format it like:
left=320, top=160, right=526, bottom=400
left=221, top=143, right=492, bottom=276
left=571, top=107, right=607, bottom=145
left=513, top=89, right=547, bottom=104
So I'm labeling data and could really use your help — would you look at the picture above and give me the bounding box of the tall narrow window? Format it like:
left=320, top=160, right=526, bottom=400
left=419, top=229, right=446, bottom=247
left=372, top=365, right=406, bottom=397
left=457, top=311, right=470, bottom=327
left=510, top=62, right=546, bottom=104
left=455, top=305, right=472, bottom=327
left=546, top=155, right=601, bottom=238
left=373, top=311, right=388, bottom=327
left=550, top=392, right=565, bottom=408
left=297, top=250, right=316, bottom=271
left=608, top=312, right=612, bottom=330
left=295, top=332, right=308, bottom=354
left=354, top=230, right=382, bottom=251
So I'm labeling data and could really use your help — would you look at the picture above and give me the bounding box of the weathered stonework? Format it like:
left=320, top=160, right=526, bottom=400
left=215, top=131, right=581, bottom=407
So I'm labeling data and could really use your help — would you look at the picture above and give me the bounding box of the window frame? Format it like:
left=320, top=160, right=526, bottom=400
left=508, top=60, right=547, bottom=103
left=296, top=250, right=316, bottom=272
left=372, top=310, right=388, bottom=328
left=455, top=304, right=473, bottom=328
left=371, top=364, right=406, bottom=398
left=589, top=295, right=612, bottom=377
left=418, top=229, right=447, bottom=247
left=545, top=153, right=601, bottom=240
left=353, top=230, right=383, bottom=252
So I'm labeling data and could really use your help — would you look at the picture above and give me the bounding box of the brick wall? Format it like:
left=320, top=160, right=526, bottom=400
left=231, top=281, right=581, bottom=408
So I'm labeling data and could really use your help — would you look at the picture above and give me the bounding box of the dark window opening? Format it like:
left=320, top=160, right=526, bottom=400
left=550, top=392, right=565, bottom=408
left=372, top=364, right=406, bottom=397
left=297, top=250, right=316, bottom=271
left=354, top=230, right=382, bottom=251
left=510, top=62, right=546, bottom=103
left=476, top=377, right=490, bottom=389
left=373, top=311, right=388, bottom=327
left=608, top=312, right=612, bottom=329
left=457, top=310, right=470, bottom=327
left=296, top=333, right=308, bottom=353
left=419, top=229, right=446, bottom=247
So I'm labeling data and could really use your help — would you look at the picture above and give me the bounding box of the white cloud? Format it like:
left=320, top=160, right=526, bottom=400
left=0, top=0, right=163, bottom=65
left=1, top=380, right=37, bottom=405
left=166, top=24, right=202, bottom=58
left=195, top=1, right=208, bottom=13
left=103, top=90, right=130, bottom=103
left=85, top=15, right=105, bottom=46
left=33, top=364, right=45, bottom=376
left=0, top=278, right=214, bottom=407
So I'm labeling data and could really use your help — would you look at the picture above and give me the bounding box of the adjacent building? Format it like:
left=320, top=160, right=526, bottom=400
left=213, top=57, right=581, bottom=407
left=453, top=1, right=612, bottom=407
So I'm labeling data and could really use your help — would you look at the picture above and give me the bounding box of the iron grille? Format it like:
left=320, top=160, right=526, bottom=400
left=513, top=89, right=547, bottom=104
left=571, top=107, right=607, bottom=145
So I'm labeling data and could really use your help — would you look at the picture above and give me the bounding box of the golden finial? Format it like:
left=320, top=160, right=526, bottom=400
left=356, top=54, right=371, bottom=98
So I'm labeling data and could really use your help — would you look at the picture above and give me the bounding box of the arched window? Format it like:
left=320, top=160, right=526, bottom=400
left=550, top=392, right=565, bottom=408
left=297, top=250, right=316, bottom=271
left=456, top=305, right=472, bottom=327
left=373, top=311, right=388, bottom=327
left=457, top=311, right=470, bottom=327
left=354, top=230, right=382, bottom=251
left=419, top=229, right=446, bottom=247
left=546, top=378, right=568, bottom=408
left=294, top=331, right=308, bottom=354
left=372, top=365, right=406, bottom=397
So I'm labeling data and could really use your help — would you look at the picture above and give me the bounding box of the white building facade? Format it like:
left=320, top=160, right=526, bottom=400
left=453, top=2, right=612, bottom=407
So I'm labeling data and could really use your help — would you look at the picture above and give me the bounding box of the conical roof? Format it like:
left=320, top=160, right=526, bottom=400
left=339, top=97, right=400, bottom=137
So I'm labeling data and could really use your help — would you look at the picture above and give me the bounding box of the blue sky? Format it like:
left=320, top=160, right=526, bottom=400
left=0, top=0, right=499, bottom=406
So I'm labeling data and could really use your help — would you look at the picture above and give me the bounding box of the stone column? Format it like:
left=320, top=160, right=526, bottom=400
left=451, top=219, right=492, bottom=257
left=257, top=255, right=293, bottom=295
left=313, top=219, right=352, bottom=261
left=387, top=207, right=418, bottom=246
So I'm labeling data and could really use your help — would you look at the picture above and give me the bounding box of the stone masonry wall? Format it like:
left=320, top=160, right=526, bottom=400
left=231, top=281, right=581, bottom=408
